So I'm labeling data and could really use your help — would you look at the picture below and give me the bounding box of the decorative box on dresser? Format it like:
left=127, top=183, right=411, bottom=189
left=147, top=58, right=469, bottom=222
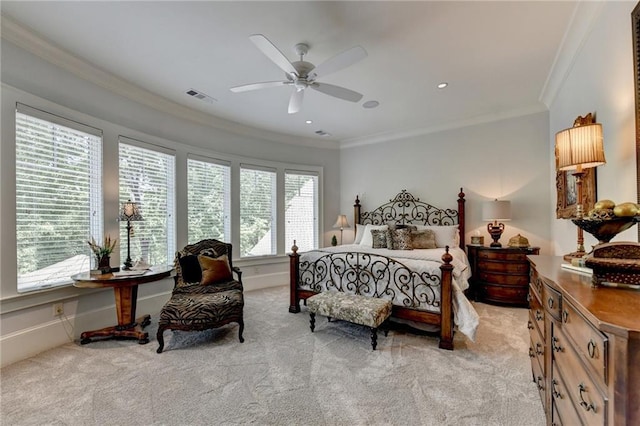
left=466, top=245, right=540, bottom=306
left=528, top=255, right=640, bottom=426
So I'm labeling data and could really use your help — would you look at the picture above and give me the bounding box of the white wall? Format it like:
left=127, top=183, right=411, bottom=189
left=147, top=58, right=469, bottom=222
left=549, top=1, right=637, bottom=255
left=0, top=37, right=340, bottom=367
left=340, top=112, right=553, bottom=253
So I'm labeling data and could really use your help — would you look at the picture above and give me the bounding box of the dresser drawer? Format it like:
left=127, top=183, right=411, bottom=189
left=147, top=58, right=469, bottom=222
left=560, top=299, right=608, bottom=385
left=477, top=259, right=530, bottom=274
left=478, top=271, right=529, bottom=285
left=477, top=250, right=530, bottom=261
left=530, top=267, right=544, bottom=298
left=543, top=283, right=562, bottom=321
left=553, top=328, right=607, bottom=426
left=529, top=286, right=544, bottom=336
left=552, top=379, right=583, bottom=426
left=528, top=324, right=544, bottom=374
left=531, top=346, right=546, bottom=411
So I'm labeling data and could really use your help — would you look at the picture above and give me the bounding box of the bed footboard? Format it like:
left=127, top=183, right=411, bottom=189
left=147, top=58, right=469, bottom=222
left=288, top=245, right=454, bottom=350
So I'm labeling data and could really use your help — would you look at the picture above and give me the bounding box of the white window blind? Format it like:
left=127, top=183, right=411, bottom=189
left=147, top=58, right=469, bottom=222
left=187, top=156, right=231, bottom=244
left=15, top=105, right=103, bottom=292
left=285, top=171, right=319, bottom=252
left=240, top=165, right=277, bottom=257
left=119, top=138, right=176, bottom=266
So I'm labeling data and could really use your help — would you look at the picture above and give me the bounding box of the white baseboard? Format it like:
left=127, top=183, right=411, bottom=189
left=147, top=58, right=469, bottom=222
left=0, top=272, right=287, bottom=367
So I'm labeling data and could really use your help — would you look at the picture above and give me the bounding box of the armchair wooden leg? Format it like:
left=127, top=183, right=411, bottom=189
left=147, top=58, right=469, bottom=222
left=238, top=319, right=245, bottom=343
left=156, top=327, right=166, bottom=353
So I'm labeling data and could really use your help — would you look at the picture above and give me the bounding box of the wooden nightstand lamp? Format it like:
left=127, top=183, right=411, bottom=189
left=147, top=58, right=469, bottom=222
left=467, top=244, right=540, bottom=307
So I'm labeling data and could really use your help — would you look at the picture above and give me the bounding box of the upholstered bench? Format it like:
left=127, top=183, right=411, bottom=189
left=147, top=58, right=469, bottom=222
left=307, top=292, right=392, bottom=350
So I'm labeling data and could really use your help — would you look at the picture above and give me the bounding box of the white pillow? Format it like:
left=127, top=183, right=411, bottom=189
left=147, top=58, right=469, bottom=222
left=353, top=223, right=366, bottom=245
left=414, top=225, right=459, bottom=248
left=359, top=224, right=389, bottom=247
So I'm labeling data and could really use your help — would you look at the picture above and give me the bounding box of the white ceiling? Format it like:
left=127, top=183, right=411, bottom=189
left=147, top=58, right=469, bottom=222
left=1, top=1, right=578, bottom=147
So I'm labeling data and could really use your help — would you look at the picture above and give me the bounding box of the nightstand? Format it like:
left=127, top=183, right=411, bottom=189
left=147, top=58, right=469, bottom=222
left=466, top=245, right=540, bottom=307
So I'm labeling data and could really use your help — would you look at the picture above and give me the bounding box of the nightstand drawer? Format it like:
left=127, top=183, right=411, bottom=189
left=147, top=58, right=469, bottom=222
left=561, top=299, right=608, bottom=384
left=477, top=250, right=532, bottom=261
left=477, top=260, right=530, bottom=274
left=478, top=271, right=529, bottom=285
left=479, top=284, right=528, bottom=305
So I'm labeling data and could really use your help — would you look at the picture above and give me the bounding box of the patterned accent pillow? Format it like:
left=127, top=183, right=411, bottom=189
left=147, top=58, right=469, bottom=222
left=370, top=229, right=388, bottom=248
left=198, top=254, right=233, bottom=285
left=388, top=223, right=417, bottom=232
left=389, top=228, right=413, bottom=250
left=411, top=229, right=437, bottom=249
left=178, top=254, right=202, bottom=284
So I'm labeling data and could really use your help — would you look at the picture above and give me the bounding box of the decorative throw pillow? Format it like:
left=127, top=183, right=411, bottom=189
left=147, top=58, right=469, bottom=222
left=178, top=254, right=202, bottom=284
left=389, top=228, right=413, bottom=250
left=198, top=254, right=233, bottom=286
left=414, top=225, right=459, bottom=248
left=370, top=229, right=388, bottom=248
left=353, top=223, right=366, bottom=245
left=388, top=223, right=417, bottom=232
left=359, top=224, right=389, bottom=247
left=411, top=229, right=437, bottom=249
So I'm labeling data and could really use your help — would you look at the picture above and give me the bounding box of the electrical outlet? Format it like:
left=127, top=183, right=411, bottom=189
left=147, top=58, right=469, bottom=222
left=53, top=302, right=64, bottom=317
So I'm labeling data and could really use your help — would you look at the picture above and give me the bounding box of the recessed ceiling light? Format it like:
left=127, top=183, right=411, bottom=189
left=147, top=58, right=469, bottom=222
left=437, top=82, right=448, bottom=89
left=362, top=100, right=379, bottom=109
left=305, top=120, right=313, bottom=124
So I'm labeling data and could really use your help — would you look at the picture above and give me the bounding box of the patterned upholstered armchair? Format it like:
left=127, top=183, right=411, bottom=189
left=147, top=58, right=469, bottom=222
left=156, top=239, right=244, bottom=353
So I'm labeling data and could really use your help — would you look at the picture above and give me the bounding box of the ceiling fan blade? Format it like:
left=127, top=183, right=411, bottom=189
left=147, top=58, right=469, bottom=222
left=288, top=89, right=304, bottom=114
left=249, top=34, right=298, bottom=77
left=230, top=81, right=289, bottom=93
left=310, top=82, right=363, bottom=103
left=309, top=46, right=367, bottom=80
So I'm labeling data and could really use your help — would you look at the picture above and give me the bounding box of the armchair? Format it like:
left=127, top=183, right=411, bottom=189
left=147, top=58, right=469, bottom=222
left=156, top=239, right=244, bottom=353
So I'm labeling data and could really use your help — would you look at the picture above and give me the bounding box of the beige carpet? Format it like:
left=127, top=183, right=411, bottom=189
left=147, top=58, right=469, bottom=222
left=1, top=285, right=544, bottom=425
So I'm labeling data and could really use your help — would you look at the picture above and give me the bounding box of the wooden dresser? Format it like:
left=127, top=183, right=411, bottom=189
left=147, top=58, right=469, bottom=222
left=466, top=245, right=539, bottom=306
left=528, top=255, right=640, bottom=425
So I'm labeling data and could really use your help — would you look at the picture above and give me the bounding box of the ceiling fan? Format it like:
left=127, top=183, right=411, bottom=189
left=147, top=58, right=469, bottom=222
left=230, top=34, right=367, bottom=114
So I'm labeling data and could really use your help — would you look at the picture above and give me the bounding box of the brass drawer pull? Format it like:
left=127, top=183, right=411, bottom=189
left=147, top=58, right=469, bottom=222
left=527, top=320, right=534, bottom=330
left=562, top=309, right=569, bottom=323
left=536, top=342, right=544, bottom=356
left=536, top=376, right=544, bottom=391
left=552, top=379, right=562, bottom=399
left=535, top=310, right=543, bottom=321
left=578, top=383, right=596, bottom=412
left=548, top=298, right=554, bottom=309
left=529, top=347, right=535, bottom=358
left=552, top=336, right=563, bottom=353
left=587, top=339, right=597, bottom=358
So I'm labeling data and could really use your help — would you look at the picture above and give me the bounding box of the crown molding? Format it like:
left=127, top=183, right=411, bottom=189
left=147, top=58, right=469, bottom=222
left=0, top=14, right=338, bottom=150
left=539, top=1, right=605, bottom=108
left=339, top=104, right=548, bottom=149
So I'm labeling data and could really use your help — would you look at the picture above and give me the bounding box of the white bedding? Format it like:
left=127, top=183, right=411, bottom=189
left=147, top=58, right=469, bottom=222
left=298, top=245, right=479, bottom=341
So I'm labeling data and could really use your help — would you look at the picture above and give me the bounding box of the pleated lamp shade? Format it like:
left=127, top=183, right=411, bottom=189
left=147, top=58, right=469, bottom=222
left=556, top=123, right=606, bottom=171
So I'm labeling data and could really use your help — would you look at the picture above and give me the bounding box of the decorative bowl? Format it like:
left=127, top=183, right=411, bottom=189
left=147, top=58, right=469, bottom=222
left=571, top=216, right=640, bottom=244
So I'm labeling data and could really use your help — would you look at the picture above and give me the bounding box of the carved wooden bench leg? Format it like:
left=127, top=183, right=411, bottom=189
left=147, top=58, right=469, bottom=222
left=238, top=318, right=245, bottom=343
left=309, top=312, right=316, bottom=332
left=370, top=327, right=378, bottom=350
left=156, top=326, right=166, bottom=354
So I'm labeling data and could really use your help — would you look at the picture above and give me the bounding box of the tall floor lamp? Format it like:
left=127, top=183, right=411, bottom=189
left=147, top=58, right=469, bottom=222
left=333, top=214, right=350, bottom=245
left=555, top=114, right=606, bottom=260
left=119, top=200, right=143, bottom=270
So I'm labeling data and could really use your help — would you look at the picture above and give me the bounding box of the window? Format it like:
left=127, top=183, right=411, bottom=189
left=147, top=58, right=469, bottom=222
left=285, top=171, right=319, bottom=252
left=187, top=156, right=231, bottom=244
left=240, top=165, right=277, bottom=257
left=15, top=104, right=102, bottom=292
left=119, top=137, right=176, bottom=266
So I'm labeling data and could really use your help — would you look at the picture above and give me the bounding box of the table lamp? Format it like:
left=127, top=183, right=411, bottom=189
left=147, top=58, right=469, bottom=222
left=119, top=199, right=143, bottom=270
left=555, top=114, right=606, bottom=260
left=483, top=199, right=511, bottom=247
left=332, top=214, right=350, bottom=245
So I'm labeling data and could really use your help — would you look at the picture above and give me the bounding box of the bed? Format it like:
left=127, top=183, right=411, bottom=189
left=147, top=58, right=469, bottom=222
left=288, top=188, right=479, bottom=350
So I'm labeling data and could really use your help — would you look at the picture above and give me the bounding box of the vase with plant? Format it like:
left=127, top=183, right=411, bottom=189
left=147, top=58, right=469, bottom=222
left=88, top=236, right=117, bottom=273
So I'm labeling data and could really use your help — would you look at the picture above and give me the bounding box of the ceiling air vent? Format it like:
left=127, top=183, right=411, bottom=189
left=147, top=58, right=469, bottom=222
left=186, top=88, right=217, bottom=103
left=315, top=130, right=331, bottom=137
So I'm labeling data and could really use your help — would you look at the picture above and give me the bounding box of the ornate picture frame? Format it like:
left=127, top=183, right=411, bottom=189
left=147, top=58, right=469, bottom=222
left=556, top=168, right=597, bottom=219
left=633, top=2, right=640, bottom=240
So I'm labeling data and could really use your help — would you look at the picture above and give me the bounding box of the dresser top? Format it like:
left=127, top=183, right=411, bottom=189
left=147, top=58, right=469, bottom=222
left=528, top=255, right=640, bottom=336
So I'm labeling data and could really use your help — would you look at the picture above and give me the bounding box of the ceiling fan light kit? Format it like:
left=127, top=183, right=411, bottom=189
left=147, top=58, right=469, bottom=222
left=230, top=34, right=367, bottom=114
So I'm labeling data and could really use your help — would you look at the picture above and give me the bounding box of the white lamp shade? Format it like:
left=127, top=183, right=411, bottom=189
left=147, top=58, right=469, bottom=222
left=482, top=200, right=511, bottom=221
left=333, top=214, right=350, bottom=229
left=555, top=123, right=606, bottom=171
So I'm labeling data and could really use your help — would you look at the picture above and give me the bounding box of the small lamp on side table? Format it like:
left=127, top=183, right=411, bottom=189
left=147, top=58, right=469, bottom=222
left=332, top=214, right=350, bottom=245
left=119, top=200, right=143, bottom=270
left=555, top=114, right=606, bottom=260
left=483, top=199, right=511, bottom=247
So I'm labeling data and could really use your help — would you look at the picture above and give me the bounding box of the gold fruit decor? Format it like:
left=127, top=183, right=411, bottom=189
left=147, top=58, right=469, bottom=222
left=572, top=200, right=640, bottom=245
